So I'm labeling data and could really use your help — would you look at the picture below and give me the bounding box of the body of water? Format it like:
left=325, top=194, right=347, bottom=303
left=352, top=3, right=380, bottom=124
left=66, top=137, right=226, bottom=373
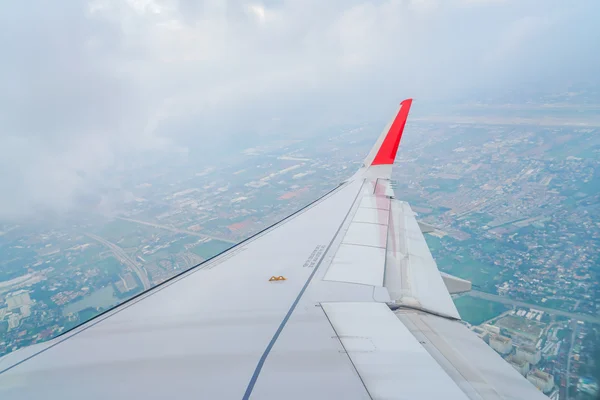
left=62, top=286, right=120, bottom=316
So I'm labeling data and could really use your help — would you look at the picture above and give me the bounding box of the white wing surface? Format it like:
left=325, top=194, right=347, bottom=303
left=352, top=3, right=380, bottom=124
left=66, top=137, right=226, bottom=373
left=0, top=99, right=548, bottom=399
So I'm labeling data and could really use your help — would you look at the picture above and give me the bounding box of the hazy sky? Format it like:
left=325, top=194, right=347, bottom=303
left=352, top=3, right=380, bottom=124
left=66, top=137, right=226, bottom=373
left=1, top=0, right=599, bottom=221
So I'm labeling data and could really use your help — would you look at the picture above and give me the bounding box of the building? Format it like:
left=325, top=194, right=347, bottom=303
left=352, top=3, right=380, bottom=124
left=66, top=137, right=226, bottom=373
left=472, top=327, right=490, bottom=343
left=20, top=305, right=31, bottom=318
left=490, top=334, right=513, bottom=355
left=5, top=291, right=32, bottom=310
left=516, top=345, right=541, bottom=365
left=7, top=313, right=21, bottom=331
left=527, top=369, right=554, bottom=394
left=548, top=388, right=560, bottom=400
left=483, top=324, right=501, bottom=335
left=508, top=357, right=530, bottom=376
left=577, top=377, right=599, bottom=398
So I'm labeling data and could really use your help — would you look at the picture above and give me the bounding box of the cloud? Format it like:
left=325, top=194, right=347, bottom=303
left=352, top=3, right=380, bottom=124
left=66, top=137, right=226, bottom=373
left=0, top=0, right=599, bottom=221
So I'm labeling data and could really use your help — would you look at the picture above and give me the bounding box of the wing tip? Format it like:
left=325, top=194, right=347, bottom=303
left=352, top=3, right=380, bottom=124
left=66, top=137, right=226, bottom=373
left=370, top=99, right=413, bottom=166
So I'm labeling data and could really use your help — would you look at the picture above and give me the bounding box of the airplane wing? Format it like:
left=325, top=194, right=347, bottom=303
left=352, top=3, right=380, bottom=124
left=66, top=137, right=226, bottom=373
left=0, top=99, right=548, bottom=399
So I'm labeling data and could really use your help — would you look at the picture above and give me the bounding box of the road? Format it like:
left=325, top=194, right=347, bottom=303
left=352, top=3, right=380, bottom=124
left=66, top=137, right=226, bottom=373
left=116, top=217, right=237, bottom=244
left=86, top=233, right=152, bottom=291
left=465, top=290, right=600, bottom=324
left=565, top=320, right=578, bottom=400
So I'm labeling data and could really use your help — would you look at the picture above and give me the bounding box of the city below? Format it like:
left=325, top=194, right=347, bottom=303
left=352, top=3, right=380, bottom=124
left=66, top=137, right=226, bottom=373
left=0, top=98, right=598, bottom=399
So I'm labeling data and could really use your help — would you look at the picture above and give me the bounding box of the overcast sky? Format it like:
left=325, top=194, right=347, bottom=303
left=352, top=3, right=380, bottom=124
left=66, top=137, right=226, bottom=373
left=1, top=0, right=599, bottom=221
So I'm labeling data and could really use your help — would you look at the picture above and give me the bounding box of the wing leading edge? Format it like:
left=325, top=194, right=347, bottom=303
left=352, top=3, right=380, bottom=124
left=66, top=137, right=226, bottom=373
left=0, top=100, right=548, bottom=400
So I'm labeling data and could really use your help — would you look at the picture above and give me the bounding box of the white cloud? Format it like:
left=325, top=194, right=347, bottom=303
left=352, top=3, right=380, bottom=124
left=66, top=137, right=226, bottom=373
left=0, top=0, right=599, bottom=220
left=483, top=15, right=554, bottom=67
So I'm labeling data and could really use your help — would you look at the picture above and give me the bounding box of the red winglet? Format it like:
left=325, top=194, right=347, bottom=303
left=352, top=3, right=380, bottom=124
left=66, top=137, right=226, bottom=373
left=371, top=98, right=413, bottom=165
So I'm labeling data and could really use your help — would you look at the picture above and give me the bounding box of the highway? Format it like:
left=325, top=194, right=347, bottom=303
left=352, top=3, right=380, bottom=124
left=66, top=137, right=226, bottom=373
left=116, top=217, right=237, bottom=244
left=465, top=290, right=600, bottom=324
left=565, top=320, right=578, bottom=400
left=86, top=233, right=152, bottom=290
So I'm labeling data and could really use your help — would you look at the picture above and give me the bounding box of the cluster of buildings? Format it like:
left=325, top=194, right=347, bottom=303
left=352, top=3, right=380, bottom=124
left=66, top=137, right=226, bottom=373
left=393, top=121, right=599, bottom=398
left=0, top=291, right=33, bottom=332
left=0, top=110, right=597, bottom=400
left=402, top=124, right=598, bottom=315
left=472, top=317, right=554, bottom=396
left=469, top=304, right=599, bottom=399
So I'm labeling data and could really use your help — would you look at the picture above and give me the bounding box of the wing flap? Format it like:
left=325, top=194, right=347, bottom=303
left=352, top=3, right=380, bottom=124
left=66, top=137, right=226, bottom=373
left=322, top=302, right=469, bottom=400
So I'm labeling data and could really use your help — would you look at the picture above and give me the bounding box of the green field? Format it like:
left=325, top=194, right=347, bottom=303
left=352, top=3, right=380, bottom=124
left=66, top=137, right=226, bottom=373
left=422, top=178, right=462, bottom=193
left=78, top=308, right=100, bottom=323
left=495, top=314, right=544, bottom=340
left=191, top=240, right=235, bottom=259
left=94, top=219, right=163, bottom=247
left=425, top=235, right=509, bottom=291
left=454, top=296, right=510, bottom=325
left=436, top=254, right=503, bottom=291
left=165, top=236, right=202, bottom=254
left=93, top=256, right=124, bottom=276
left=424, top=235, right=443, bottom=252
left=96, top=219, right=140, bottom=242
